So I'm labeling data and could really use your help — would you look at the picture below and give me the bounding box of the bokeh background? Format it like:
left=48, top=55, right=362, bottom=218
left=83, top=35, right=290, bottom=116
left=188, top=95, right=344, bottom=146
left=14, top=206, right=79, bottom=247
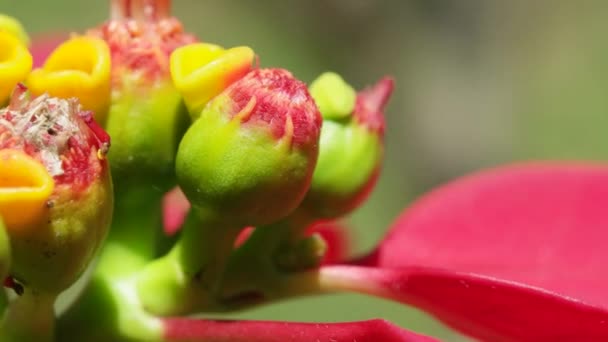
left=3, top=0, right=607, bottom=340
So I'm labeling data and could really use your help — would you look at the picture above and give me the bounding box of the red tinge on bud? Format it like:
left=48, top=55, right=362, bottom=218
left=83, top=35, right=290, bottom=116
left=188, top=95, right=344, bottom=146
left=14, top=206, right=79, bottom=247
left=0, top=85, right=109, bottom=190
left=90, top=0, right=197, bottom=84
left=354, top=77, right=394, bottom=135
left=224, top=68, right=322, bottom=148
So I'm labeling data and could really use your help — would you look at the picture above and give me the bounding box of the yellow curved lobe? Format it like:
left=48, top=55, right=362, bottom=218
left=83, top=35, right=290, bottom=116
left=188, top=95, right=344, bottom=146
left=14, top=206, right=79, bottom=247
left=170, top=43, right=255, bottom=119
left=27, top=36, right=111, bottom=124
left=0, top=31, right=32, bottom=105
left=0, top=14, right=30, bottom=46
left=0, top=149, right=54, bottom=231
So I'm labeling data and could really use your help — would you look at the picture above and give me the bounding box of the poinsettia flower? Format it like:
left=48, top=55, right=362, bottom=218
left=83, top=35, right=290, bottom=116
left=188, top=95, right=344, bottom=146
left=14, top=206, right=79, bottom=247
left=17, top=3, right=436, bottom=341
left=15, top=3, right=608, bottom=342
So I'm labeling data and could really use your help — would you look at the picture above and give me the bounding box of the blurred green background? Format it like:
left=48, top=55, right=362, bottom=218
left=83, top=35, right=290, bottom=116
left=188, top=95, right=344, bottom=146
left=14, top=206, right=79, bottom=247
left=3, top=0, right=607, bottom=340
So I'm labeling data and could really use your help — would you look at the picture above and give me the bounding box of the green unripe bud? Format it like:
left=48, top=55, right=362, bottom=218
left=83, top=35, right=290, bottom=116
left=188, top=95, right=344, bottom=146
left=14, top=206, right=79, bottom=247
left=302, top=72, right=394, bottom=218
left=177, top=68, right=322, bottom=226
left=0, top=89, right=113, bottom=294
left=87, top=12, right=196, bottom=188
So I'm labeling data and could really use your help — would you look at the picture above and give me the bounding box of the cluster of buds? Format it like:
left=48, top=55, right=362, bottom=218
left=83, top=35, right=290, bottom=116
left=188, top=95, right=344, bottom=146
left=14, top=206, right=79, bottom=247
left=2, top=3, right=605, bottom=342
left=0, top=2, right=397, bottom=341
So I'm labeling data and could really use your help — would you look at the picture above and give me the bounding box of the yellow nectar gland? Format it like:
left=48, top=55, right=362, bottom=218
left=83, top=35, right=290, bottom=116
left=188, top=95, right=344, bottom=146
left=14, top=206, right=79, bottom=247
left=27, top=36, right=111, bottom=124
left=0, top=14, right=30, bottom=46
left=0, top=31, right=32, bottom=104
left=0, top=149, right=54, bottom=231
left=170, top=43, right=255, bottom=118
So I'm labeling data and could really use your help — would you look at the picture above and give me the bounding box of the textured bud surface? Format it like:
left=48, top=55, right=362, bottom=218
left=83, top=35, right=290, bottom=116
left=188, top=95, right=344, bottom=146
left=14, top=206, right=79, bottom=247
left=90, top=17, right=196, bottom=85
left=221, top=69, right=322, bottom=149
left=0, top=87, right=112, bottom=292
left=0, top=87, right=109, bottom=190
left=177, top=68, right=321, bottom=225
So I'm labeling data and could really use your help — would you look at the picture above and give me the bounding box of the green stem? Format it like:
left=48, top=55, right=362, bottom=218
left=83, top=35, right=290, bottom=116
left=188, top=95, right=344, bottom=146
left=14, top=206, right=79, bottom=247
left=136, top=210, right=240, bottom=316
left=1, top=290, right=56, bottom=342
left=96, top=183, right=164, bottom=278
left=218, top=213, right=319, bottom=301
left=56, top=183, right=165, bottom=340
left=0, top=218, right=9, bottom=314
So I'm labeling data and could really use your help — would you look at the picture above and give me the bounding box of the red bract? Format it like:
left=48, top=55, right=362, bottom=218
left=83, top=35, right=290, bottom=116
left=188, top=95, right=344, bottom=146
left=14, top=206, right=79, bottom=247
left=162, top=318, right=438, bottom=342
left=336, top=163, right=608, bottom=340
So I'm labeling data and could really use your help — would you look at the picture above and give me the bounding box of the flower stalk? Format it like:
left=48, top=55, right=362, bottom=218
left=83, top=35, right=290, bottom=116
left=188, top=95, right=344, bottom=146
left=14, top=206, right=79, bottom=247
left=1, top=290, right=56, bottom=342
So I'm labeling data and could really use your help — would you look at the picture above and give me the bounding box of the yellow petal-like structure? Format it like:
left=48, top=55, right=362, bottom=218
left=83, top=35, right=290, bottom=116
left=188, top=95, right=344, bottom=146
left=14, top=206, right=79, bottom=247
left=0, top=31, right=32, bottom=105
left=0, top=149, right=54, bottom=232
left=170, top=43, right=254, bottom=119
left=27, top=36, right=111, bottom=124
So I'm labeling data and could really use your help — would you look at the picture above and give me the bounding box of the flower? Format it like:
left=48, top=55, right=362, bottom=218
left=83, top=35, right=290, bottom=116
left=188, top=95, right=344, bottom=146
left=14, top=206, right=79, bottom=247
left=8, top=3, right=608, bottom=342
left=0, top=86, right=112, bottom=294
left=176, top=68, right=322, bottom=226
left=300, top=72, right=394, bottom=219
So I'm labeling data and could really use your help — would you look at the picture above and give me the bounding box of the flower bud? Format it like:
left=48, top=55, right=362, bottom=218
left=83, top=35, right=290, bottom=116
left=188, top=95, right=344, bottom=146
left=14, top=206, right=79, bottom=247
left=0, top=86, right=112, bottom=293
left=301, top=72, right=394, bottom=218
left=176, top=68, right=322, bottom=226
left=87, top=0, right=196, bottom=186
left=0, top=30, right=32, bottom=105
left=27, top=36, right=112, bottom=124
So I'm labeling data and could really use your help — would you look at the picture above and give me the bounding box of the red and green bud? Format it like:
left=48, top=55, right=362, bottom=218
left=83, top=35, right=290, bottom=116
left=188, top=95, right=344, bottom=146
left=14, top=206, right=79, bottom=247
left=300, top=72, right=394, bottom=219
left=0, top=15, right=32, bottom=105
left=88, top=0, right=196, bottom=186
left=0, top=86, right=112, bottom=293
left=176, top=68, right=322, bottom=226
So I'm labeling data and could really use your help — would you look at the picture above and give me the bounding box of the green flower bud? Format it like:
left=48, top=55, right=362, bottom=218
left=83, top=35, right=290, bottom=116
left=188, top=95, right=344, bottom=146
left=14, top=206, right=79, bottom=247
left=87, top=1, right=196, bottom=187
left=0, top=86, right=112, bottom=293
left=177, top=68, right=322, bottom=226
left=303, top=72, right=394, bottom=218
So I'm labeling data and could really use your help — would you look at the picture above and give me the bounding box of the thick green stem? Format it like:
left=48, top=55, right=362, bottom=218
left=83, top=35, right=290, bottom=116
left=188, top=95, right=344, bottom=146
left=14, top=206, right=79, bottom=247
left=1, top=290, right=56, bottom=342
left=217, top=213, right=320, bottom=301
left=56, top=183, right=165, bottom=340
left=136, top=210, right=240, bottom=316
left=96, top=182, right=164, bottom=277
